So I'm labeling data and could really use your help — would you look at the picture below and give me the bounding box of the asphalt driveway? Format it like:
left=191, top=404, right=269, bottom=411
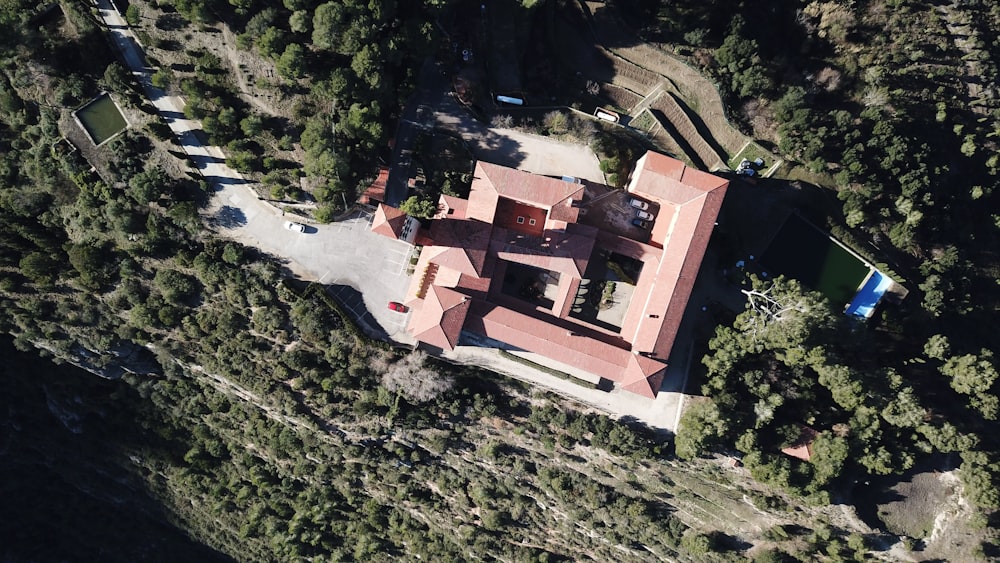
left=95, top=0, right=417, bottom=344
left=433, top=94, right=606, bottom=183
left=207, top=198, right=417, bottom=344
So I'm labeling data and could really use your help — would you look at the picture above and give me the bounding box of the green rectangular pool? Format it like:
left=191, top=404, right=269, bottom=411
left=74, top=93, right=127, bottom=146
left=761, top=214, right=870, bottom=306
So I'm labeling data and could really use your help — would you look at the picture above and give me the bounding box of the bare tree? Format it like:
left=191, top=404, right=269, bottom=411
left=736, top=276, right=836, bottom=349
left=543, top=110, right=569, bottom=135
left=381, top=350, right=454, bottom=403
left=490, top=114, right=514, bottom=129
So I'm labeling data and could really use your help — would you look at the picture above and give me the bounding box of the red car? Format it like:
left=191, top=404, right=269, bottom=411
left=387, top=301, right=408, bottom=313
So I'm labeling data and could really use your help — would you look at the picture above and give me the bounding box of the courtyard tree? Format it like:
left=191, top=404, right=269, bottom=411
left=399, top=195, right=436, bottom=219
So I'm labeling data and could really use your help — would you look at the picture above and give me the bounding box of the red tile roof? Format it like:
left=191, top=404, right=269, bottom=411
left=781, top=425, right=819, bottom=462
left=466, top=302, right=666, bottom=391
left=428, top=219, right=492, bottom=276
left=409, top=285, right=471, bottom=351
left=620, top=354, right=670, bottom=398
left=360, top=166, right=390, bottom=205
left=474, top=161, right=586, bottom=207
left=622, top=151, right=728, bottom=358
left=404, top=152, right=726, bottom=400
left=435, top=195, right=468, bottom=220
left=371, top=204, right=409, bottom=240
left=467, top=162, right=584, bottom=226
left=490, top=224, right=596, bottom=279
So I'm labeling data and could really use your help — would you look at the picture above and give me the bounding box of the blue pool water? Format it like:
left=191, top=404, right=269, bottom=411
left=845, top=271, right=892, bottom=319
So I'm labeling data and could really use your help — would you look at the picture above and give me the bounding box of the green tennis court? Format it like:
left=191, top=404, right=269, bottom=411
left=761, top=214, right=869, bottom=306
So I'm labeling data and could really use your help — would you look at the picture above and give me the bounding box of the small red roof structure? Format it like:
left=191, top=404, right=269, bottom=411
left=781, top=425, right=820, bottom=462
left=435, top=195, right=469, bottom=220
left=359, top=166, right=390, bottom=205
left=371, top=151, right=728, bottom=399
left=371, top=203, right=409, bottom=240
left=408, top=285, right=471, bottom=351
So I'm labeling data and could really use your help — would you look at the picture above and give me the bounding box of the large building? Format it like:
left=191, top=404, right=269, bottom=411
left=373, top=151, right=728, bottom=398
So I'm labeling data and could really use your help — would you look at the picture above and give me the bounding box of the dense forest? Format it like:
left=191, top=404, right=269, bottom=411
left=0, top=0, right=998, bottom=560
left=654, top=0, right=1000, bottom=496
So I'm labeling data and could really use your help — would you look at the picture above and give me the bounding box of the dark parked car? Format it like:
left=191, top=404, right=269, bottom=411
left=632, top=218, right=649, bottom=229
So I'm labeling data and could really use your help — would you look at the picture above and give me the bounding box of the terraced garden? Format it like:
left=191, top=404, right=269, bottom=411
left=550, top=0, right=782, bottom=175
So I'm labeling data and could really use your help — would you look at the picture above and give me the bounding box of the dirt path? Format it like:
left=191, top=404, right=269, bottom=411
left=936, top=3, right=990, bottom=115
left=219, top=26, right=286, bottom=117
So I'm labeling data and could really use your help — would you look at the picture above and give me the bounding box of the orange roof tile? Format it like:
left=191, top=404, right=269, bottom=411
left=781, top=426, right=819, bottom=462
left=465, top=303, right=666, bottom=393
left=371, top=204, right=409, bottom=240
left=408, top=285, right=471, bottom=351
left=618, top=354, right=669, bottom=398
left=435, top=194, right=468, bottom=220
left=404, top=154, right=725, bottom=400
left=490, top=224, right=596, bottom=279
left=360, top=166, right=389, bottom=204
left=428, top=219, right=491, bottom=276
left=622, top=151, right=728, bottom=358
left=474, top=161, right=586, bottom=207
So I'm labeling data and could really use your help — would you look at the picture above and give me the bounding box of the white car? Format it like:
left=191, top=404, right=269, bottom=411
left=635, top=209, right=654, bottom=221
left=284, top=221, right=306, bottom=233
left=628, top=197, right=649, bottom=211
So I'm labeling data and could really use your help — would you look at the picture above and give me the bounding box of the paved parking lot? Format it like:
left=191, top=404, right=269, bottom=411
left=205, top=193, right=417, bottom=345
left=433, top=94, right=606, bottom=183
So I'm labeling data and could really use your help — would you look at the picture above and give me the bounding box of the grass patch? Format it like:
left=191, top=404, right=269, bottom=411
left=498, top=349, right=599, bottom=389
left=782, top=163, right=836, bottom=186
left=628, top=109, right=656, bottom=132
left=761, top=214, right=870, bottom=306
left=727, top=140, right=776, bottom=171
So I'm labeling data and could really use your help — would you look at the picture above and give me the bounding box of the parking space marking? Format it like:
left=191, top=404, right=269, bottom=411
left=383, top=312, right=410, bottom=332
left=383, top=245, right=412, bottom=276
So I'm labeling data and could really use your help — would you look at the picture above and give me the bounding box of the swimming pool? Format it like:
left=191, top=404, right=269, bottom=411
left=845, top=270, right=893, bottom=319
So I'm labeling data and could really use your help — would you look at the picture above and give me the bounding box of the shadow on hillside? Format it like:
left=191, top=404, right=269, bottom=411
left=325, top=284, right=392, bottom=343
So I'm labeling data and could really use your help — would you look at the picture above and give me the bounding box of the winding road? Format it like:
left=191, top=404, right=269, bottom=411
left=95, top=0, right=248, bottom=188
left=94, top=0, right=416, bottom=344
